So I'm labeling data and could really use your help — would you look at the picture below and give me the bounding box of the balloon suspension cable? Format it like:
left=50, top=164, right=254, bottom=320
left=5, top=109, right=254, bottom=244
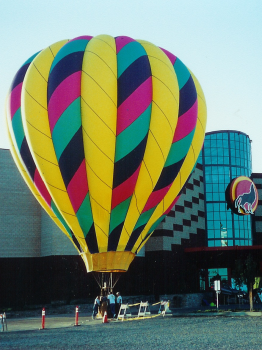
left=92, top=272, right=122, bottom=294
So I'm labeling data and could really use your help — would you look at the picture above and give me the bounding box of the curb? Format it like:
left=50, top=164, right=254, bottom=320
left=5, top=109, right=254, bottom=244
left=172, top=311, right=262, bottom=317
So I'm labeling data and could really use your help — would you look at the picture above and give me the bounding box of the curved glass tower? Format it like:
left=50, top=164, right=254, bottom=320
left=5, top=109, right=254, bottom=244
left=202, top=131, right=252, bottom=247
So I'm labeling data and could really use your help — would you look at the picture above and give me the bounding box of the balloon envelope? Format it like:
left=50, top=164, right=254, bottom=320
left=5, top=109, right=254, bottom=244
left=6, top=35, right=207, bottom=273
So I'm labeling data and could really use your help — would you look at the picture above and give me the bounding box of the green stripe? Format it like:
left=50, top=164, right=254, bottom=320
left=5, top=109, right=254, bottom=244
left=134, top=207, right=155, bottom=231
left=117, top=41, right=147, bottom=78
left=50, top=39, right=89, bottom=72
left=115, top=104, right=151, bottom=162
left=51, top=201, right=72, bottom=237
left=76, top=195, right=93, bottom=237
left=109, top=197, right=131, bottom=233
left=12, top=108, right=25, bottom=151
left=148, top=215, right=165, bottom=234
left=174, top=58, right=190, bottom=90
left=165, top=129, right=195, bottom=166
left=52, top=97, right=82, bottom=160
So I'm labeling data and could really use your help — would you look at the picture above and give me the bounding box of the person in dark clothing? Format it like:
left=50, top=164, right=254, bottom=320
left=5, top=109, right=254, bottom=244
left=116, top=292, right=122, bottom=317
left=100, top=294, right=108, bottom=317
left=92, top=296, right=100, bottom=319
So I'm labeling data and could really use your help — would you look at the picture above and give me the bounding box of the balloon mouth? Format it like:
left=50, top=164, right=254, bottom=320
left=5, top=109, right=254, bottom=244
left=80, top=251, right=136, bottom=273
left=93, top=270, right=126, bottom=273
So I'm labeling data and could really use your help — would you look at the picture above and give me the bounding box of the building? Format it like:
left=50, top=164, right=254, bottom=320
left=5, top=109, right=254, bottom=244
left=184, top=131, right=262, bottom=291
left=1, top=130, right=262, bottom=308
left=203, top=131, right=252, bottom=248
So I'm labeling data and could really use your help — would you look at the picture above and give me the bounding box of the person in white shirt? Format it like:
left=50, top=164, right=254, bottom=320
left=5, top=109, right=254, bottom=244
left=116, top=292, right=122, bottom=316
left=107, top=292, right=116, bottom=318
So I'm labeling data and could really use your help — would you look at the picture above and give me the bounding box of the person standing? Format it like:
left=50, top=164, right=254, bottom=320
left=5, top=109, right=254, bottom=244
left=107, top=291, right=116, bottom=318
left=92, top=296, right=100, bottom=319
left=100, top=293, right=108, bottom=318
left=116, top=292, right=122, bottom=317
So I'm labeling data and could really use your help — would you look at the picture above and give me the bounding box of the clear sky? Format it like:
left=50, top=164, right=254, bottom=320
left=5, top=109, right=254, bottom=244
left=1, top=0, right=261, bottom=171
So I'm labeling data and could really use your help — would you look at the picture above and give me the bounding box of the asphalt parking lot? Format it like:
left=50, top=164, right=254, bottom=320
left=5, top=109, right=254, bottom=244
left=2, top=312, right=262, bottom=349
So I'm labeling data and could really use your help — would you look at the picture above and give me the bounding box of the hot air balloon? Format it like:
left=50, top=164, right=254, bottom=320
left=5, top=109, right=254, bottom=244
left=6, top=35, right=207, bottom=289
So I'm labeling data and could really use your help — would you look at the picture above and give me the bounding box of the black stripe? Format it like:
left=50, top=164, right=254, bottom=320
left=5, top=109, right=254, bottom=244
left=59, top=127, right=84, bottom=187
left=72, top=233, right=83, bottom=252
left=178, top=173, right=193, bottom=196
left=117, top=55, right=151, bottom=107
left=113, top=134, right=148, bottom=188
left=179, top=76, right=197, bottom=117
left=20, top=138, right=36, bottom=180
left=11, top=63, right=30, bottom=90
left=108, top=223, right=124, bottom=251
left=47, top=51, right=84, bottom=103
left=125, top=225, right=146, bottom=252
left=85, top=223, right=99, bottom=254
left=154, top=157, right=185, bottom=191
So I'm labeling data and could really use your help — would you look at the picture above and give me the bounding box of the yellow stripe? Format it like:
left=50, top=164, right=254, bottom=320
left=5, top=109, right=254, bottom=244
left=117, top=41, right=179, bottom=250
left=20, top=40, right=87, bottom=251
left=80, top=251, right=135, bottom=272
left=121, top=313, right=162, bottom=321
left=81, top=35, right=117, bottom=252
left=134, top=72, right=207, bottom=252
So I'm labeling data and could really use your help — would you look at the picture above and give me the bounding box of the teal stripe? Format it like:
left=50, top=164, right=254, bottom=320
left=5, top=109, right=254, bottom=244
left=135, top=214, right=165, bottom=253
left=51, top=201, right=72, bottom=237
left=115, top=104, right=151, bottom=162
left=23, top=52, right=40, bottom=66
left=174, top=58, right=190, bottom=90
left=117, top=41, right=147, bottom=78
left=12, top=108, right=25, bottom=151
left=134, top=207, right=155, bottom=231
left=76, top=195, right=93, bottom=237
left=109, top=197, right=131, bottom=233
left=50, top=39, right=89, bottom=72
left=165, top=129, right=195, bottom=166
left=52, top=97, right=82, bottom=160
left=148, top=215, right=165, bottom=235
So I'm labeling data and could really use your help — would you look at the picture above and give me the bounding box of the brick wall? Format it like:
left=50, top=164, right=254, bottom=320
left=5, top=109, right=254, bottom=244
left=146, top=163, right=205, bottom=252
left=0, top=149, right=41, bottom=257
left=0, top=149, right=80, bottom=258
left=41, top=209, right=78, bottom=256
left=160, top=292, right=209, bottom=308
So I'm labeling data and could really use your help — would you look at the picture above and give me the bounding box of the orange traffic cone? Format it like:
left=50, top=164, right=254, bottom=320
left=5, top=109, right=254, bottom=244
left=103, top=311, right=108, bottom=323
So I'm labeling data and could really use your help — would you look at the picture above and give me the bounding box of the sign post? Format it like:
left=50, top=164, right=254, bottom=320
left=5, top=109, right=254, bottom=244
left=214, top=280, right=221, bottom=311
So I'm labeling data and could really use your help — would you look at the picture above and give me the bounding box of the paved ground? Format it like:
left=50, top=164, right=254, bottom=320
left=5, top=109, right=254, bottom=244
left=2, top=311, right=262, bottom=349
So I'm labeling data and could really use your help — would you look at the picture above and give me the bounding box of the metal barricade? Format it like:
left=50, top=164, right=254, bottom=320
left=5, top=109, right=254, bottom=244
left=117, top=304, right=132, bottom=320
left=137, top=301, right=151, bottom=318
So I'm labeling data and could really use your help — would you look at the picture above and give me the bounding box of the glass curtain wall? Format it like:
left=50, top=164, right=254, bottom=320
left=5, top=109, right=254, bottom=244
left=202, top=131, right=252, bottom=247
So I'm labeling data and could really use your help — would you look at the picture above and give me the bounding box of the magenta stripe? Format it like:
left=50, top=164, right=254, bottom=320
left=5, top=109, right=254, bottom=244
left=163, top=195, right=180, bottom=215
left=67, top=160, right=88, bottom=212
left=160, top=48, right=177, bottom=65
left=70, top=35, right=93, bottom=42
left=173, top=101, right=198, bottom=143
left=115, top=36, right=135, bottom=54
left=34, top=170, right=52, bottom=207
left=10, top=83, right=22, bottom=120
left=142, top=186, right=171, bottom=213
left=48, top=72, right=81, bottom=132
left=111, top=166, right=140, bottom=210
left=117, top=77, right=152, bottom=136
